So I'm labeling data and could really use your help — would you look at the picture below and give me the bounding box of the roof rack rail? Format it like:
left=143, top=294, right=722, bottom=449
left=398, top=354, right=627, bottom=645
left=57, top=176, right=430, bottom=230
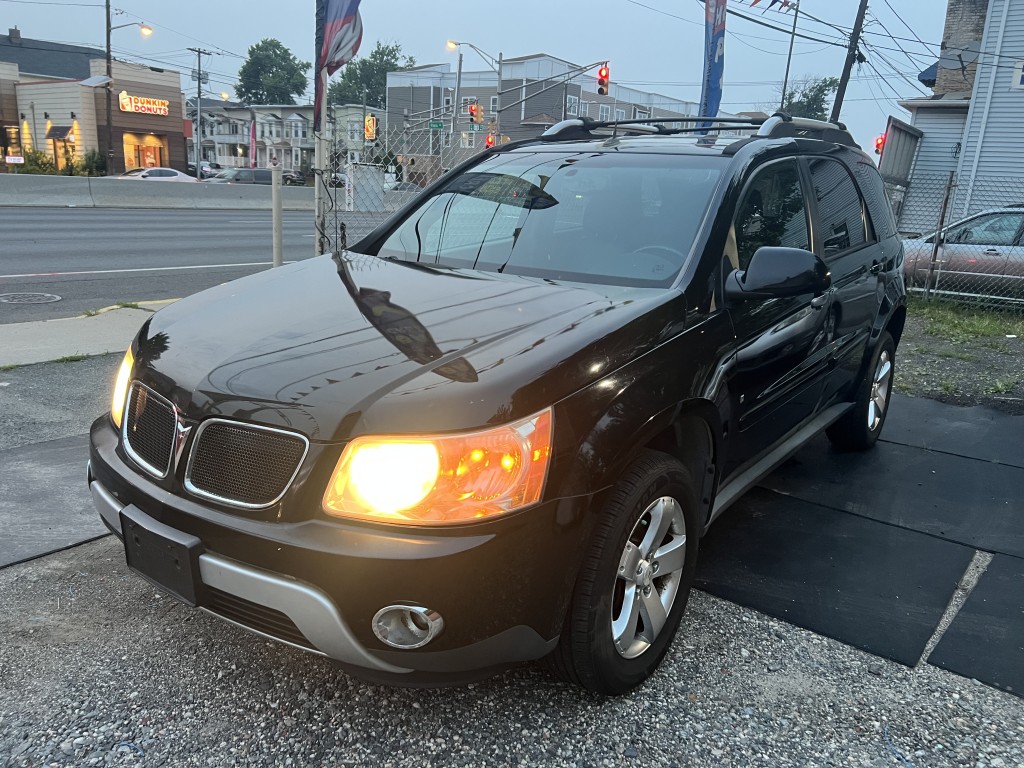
left=757, top=113, right=858, bottom=148
left=539, top=112, right=859, bottom=149
left=540, top=115, right=765, bottom=142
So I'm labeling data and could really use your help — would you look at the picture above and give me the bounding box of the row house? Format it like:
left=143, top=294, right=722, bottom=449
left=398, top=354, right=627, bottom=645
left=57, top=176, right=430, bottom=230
left=186, top=100, right=370, bottom=172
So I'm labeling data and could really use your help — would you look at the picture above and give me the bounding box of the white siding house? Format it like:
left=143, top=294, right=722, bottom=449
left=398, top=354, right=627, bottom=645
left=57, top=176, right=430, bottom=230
left=900, top=0, right=1024, bottom=227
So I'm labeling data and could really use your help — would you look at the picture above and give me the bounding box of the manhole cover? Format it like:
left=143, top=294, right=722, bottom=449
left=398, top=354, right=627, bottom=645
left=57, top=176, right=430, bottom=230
left=0, top=293, right=62, bottom=304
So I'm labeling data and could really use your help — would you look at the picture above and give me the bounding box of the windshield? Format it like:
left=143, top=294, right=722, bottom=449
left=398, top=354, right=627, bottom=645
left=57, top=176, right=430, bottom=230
left=375, top=150, right=724, bottom=287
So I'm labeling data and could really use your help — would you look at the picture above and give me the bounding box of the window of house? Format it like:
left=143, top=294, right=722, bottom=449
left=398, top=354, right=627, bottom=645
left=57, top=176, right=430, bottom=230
left=734, top=160, right=809, bottom=271
left=490, top=96, right=499, bottom=116
left=599, top=104, right=611, bottom=121
left=614, top=108, right=626, bottom=121
left=348, top=121, right=361, bottom=141
left=1012, top=60, right=1024, bottom=90
left=444, top=96, right=452, bottom=109
left=567, top=95, right=580, bottom=117
left=807, top=157, right=869, bottom=257
left=461, top=97, right=473, bottom=115
left=633, top=108, right=650, bottom=120
left=460, top=131, right=475, bottom=149
left=442, top=131, right=453, bottom=148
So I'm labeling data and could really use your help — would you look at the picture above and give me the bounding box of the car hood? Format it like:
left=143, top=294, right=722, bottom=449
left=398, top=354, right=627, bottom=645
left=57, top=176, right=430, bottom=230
left=134, top=253, right=683, bottom=442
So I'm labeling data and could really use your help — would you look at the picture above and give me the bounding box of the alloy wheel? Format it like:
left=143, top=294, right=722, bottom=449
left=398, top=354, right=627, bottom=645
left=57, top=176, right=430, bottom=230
left=611, top=496, right=687, bottom=659
left=868, top=349, right=892, bottom=432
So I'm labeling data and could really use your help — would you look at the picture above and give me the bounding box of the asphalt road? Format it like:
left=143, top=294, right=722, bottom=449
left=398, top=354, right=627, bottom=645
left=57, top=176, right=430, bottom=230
left=0, top=207, right=321, bottom=322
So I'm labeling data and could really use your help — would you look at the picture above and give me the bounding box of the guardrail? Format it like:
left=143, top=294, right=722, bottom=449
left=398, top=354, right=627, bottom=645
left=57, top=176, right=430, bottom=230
left=0, top=174, right=315, bottom=211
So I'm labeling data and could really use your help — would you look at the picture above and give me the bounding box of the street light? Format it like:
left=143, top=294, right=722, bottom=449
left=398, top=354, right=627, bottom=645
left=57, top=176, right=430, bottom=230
left=105, top=0, right=152, bottom=175
left=446, top=40, right=504, bottom=138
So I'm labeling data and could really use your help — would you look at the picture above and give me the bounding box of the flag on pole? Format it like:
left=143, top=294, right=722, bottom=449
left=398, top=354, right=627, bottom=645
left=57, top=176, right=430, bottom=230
left=314, top=0, right=363, bottom=131
left=698, top=0, right=727, bottom=140
left=249, top=111, right=257, bottom=168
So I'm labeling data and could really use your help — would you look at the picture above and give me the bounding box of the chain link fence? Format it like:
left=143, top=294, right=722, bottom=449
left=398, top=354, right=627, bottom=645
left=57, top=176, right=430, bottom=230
left=315, top=125, right=490, bottom=252
left=891, top=172, right=1024, bottom=310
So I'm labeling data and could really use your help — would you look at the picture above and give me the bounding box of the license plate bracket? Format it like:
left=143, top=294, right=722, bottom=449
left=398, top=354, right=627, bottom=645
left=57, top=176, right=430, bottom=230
left=120, top=506, right=206, bottom=606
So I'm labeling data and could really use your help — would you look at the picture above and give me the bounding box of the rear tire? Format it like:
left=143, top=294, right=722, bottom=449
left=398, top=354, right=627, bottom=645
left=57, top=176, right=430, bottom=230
left=547, top=450, right=700, bottom=695
left=826, top=331, right=895, bottom=451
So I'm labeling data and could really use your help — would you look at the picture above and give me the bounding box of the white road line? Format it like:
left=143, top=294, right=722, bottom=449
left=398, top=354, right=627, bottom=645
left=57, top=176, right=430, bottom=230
left=0, top=261, right=296, bottom=279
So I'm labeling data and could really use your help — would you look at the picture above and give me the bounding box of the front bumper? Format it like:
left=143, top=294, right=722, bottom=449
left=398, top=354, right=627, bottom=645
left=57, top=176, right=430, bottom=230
left=89, top=416, right=590, bottom=679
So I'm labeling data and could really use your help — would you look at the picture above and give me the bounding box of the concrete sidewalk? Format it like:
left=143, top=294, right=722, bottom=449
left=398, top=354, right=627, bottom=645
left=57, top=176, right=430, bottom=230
left=0, top=300, right=176, bottom=367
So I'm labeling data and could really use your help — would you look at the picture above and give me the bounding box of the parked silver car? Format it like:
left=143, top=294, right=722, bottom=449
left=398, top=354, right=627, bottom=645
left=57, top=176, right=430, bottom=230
left=903, top=207, right=1024, bottom=303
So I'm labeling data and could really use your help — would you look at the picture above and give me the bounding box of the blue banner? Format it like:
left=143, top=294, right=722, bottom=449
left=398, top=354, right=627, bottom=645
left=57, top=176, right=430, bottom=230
left=698, top=0, right=727, bottom=135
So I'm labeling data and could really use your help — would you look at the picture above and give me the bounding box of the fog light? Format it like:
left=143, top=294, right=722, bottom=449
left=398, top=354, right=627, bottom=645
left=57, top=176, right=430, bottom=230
left=372, top=605, right=444, bottom=649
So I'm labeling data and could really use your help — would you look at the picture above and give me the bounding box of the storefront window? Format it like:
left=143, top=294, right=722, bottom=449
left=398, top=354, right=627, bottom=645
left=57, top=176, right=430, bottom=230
left=123, top=132, right=168, bottom=170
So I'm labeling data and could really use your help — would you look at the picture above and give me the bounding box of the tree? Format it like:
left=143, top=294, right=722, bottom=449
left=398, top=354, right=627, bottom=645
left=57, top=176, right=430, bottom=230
left=778, top=76, right=840, bottom=121
left=236, top=39, right=311, bottom=105
left=327, top=42, right=416, bottom=108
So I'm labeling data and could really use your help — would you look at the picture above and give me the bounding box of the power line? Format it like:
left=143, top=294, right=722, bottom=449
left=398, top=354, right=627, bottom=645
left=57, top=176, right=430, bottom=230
left=862, top=41, right=929, bottom=96
left=882, top=0, right=941, bottom=56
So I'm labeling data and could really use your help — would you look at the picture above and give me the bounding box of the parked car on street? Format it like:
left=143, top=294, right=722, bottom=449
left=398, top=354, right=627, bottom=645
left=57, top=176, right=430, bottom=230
left=118, top=167, right=196, bottom=182
left=88, top=113, right=906, bottom=695
left=902, top=207, right=1024, bottom=304
left=187, top=161, right=222, bottom=179
left=283, top=169, right=306, bottom=186
left=205, top=168, right=273, bottom=185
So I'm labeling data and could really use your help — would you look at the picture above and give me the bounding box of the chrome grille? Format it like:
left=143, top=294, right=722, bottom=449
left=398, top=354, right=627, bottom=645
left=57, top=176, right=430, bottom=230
left=123, top=382, right=176, bottom=477
left=185, top=420, right=308, bottom=509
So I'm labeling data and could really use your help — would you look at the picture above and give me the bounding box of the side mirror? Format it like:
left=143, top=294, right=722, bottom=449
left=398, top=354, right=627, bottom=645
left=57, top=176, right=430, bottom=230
left=726, top=247, right=830, bottom=302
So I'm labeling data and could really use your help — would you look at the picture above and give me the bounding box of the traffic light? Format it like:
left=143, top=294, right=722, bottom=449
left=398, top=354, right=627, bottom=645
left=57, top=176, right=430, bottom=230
left=874, top=133, right=886, bottom=155
left=597, top=65, right=610, bottom=96
left=469, top=102, right=483, bottom=125
left=485, top=133, right=495, bottom=148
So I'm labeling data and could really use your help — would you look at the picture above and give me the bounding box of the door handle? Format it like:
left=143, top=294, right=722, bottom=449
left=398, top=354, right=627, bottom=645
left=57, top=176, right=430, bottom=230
left=810, top=294, right=828, bottom=309
left=869, top=261, right=882, bottom=275
left=983, top=249, right=1001, bottom=255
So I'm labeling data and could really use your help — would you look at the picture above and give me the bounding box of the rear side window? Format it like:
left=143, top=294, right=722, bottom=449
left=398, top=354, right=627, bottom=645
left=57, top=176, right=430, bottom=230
left=851, top=160, right=897, bottom=240
left=734, top=159, right=809, bottom=271
left=808, top=157, right=869, bottom=257
left=254, top=170, right=272, bottom=184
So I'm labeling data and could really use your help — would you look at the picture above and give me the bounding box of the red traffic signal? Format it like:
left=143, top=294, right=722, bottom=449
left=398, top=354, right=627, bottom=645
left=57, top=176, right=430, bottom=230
left=597, top=65, right=610, bottom=96
left=485, top=134, right=495, bottom=148
left=469, top=102, right=483, bottom=125
left=874, top=133, right=886, bottom=155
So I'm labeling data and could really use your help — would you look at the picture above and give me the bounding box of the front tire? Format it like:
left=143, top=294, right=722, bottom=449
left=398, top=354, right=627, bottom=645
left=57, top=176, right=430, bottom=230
left=548, top=450, right=700, bottom=695
left=826, top=330, right=895, bottom=451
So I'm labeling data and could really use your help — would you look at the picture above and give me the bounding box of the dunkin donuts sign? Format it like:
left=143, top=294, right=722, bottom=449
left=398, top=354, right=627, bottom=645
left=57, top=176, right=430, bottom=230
left=118, top=91, right=170, bottom=117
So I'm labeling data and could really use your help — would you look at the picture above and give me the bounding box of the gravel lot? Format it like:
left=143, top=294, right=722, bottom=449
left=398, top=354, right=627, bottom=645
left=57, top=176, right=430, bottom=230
left=1, top=538, right=1023, bottom=768
left=1, top=304, right=1023, bottom=767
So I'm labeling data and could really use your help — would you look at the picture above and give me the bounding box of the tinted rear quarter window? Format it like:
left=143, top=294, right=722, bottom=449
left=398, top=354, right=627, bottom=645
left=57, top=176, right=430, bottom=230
left=254, top=170, right=272, bottom=184
left=851, top=160, right=897, bottom=240
left=808, top=157, right=869, bottom=257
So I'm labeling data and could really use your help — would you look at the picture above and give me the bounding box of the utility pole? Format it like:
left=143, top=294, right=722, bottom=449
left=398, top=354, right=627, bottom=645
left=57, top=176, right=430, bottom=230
left=830, top=0, right=869, bottom=123
left=189, top=48, right=215, bottom=175
left=105, top=0, right=113, bottom=173
left=495, top=52, right=503, bottom=139
left=779, top=2, right=802, bottom=112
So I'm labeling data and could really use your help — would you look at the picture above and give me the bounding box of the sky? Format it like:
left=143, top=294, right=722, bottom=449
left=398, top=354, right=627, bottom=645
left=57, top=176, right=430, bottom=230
left=2, top=0, right=945, bottom=150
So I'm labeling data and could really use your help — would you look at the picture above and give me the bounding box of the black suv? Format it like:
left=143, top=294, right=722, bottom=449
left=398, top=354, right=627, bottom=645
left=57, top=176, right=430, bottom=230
left=88, top=114, right=906, bottom=695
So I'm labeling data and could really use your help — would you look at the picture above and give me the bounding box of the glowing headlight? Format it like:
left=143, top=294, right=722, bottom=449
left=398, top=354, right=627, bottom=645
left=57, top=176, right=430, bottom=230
left=110, top=347, right=135, bottom=429
left=322, top=408, right=553, bottom=525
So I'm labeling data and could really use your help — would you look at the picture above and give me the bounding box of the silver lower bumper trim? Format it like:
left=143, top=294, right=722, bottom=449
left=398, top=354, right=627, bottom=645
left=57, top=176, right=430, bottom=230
left=88, top=478, right=409, bottom=673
